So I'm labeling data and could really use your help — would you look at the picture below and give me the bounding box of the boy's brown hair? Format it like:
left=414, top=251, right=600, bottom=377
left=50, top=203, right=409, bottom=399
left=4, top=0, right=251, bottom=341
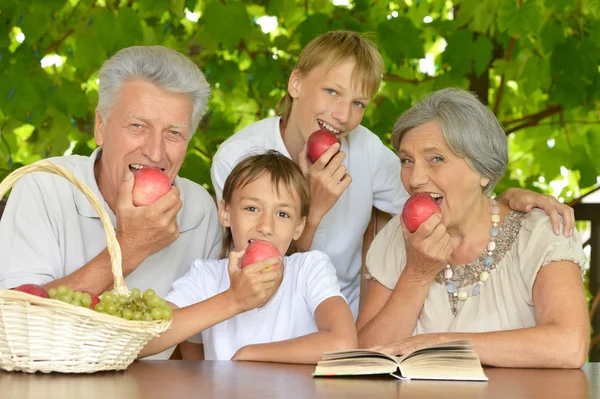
left=277, top=30, right=384, bottom=127
left=219, top=150, right=310, bottom=258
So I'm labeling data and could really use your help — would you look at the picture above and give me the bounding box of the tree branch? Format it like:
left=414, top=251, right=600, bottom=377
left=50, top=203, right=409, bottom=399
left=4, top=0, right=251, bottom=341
left=502, top=104, right=563, bottom=126
left=503, top=104, right=564, bottom=135
left=383, top=65, right=449, bottom=85
left=538, top=120, right=600, bottom=126
left=383, top=74, right=437, bottom=85
left=493, top=36, right=517, bottom=115
left=45, top=29, right=74, bottom=54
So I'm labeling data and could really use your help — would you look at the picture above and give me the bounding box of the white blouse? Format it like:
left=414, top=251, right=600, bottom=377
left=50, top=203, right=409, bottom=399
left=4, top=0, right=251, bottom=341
left=366, top=209, right=585, bottom=334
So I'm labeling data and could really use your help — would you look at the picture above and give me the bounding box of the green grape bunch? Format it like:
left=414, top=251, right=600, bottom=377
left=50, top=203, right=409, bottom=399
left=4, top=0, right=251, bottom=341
left=94, top=288, right=173, bottom=321
left=49, top=285, right=95, bottom=309
left=48, top=286, right=173, bottom=321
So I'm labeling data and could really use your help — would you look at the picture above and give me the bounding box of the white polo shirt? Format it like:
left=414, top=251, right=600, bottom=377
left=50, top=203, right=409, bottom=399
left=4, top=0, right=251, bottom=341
left=166, top=250, right=344, bottom=360
left=0, top=148, right=222, bottom=359
left=210, top=117, right=408, bottom=317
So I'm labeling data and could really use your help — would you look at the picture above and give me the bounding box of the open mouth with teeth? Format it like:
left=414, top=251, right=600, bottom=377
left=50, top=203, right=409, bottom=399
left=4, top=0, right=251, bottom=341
left=129, top=164, right=166, bottom=173
left=430, top=193, right=443, bottom=206
left=317, top=120, right=342, bottom=136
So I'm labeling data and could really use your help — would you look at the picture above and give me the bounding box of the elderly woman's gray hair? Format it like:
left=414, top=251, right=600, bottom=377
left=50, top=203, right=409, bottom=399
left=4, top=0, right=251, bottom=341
left=391, top=88, right=508, bottom=194
left=96, top=46, right=210, bottom=134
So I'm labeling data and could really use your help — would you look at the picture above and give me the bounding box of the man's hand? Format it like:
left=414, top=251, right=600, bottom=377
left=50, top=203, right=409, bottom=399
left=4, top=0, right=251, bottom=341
left=496, top=188, right=574, bottom=236
left=298, top=143, right=352, bottom=224
left=115, top=170, right=183, bottom=272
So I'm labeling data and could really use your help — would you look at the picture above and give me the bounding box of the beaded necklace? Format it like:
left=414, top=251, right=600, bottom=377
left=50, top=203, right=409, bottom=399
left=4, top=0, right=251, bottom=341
left=437, top=197, right=505, bottom=315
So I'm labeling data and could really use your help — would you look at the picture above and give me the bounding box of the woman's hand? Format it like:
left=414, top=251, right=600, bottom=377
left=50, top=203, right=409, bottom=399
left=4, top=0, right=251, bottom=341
left=495, top=188, right=574, bottom=236
left=402, top=213, right=452, bottom=282
left=370, top=334, right=446, bottom=356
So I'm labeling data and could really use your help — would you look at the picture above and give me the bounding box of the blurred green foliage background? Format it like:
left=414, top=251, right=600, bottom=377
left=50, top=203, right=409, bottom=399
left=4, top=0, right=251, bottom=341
left=0, top=0, right=599, bottom=202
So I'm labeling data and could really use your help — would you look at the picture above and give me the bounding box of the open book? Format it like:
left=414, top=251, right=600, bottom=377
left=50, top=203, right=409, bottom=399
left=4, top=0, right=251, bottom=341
left=313, top=340, right=488, bottom=381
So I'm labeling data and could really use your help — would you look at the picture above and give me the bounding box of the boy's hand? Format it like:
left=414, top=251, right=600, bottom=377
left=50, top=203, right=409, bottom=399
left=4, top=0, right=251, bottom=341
left=298, top=143, right=352, bottom=223
left=226, top=250, right=281, bottom=312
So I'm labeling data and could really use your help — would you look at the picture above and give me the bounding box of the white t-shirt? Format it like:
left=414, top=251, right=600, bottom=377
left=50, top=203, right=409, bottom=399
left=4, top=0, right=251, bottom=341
left=166, top=250, right=344, bottom=360
left=0, top=148, right=223, bottom=359
left=210, top=117, right=408, bottom=317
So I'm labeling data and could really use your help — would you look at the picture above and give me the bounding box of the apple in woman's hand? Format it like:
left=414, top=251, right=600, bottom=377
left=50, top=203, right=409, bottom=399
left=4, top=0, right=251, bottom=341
left=402, top=193, right=442, bottom=233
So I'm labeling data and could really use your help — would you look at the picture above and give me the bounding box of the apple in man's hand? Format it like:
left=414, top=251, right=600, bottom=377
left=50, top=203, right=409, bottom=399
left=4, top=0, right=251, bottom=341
left=241, top=240, right=281, bottom=272
left=401, top=193, right=442, bottom=233
left=306, top=128, right=341, bottom=164
left=132, top=168, right=172, bottom=207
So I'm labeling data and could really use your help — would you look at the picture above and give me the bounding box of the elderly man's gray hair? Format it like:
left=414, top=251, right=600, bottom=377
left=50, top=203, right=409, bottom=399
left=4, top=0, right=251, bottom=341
left=96, top=45, right=210, bottom=134
left=391, top=88, right=508, bottom=194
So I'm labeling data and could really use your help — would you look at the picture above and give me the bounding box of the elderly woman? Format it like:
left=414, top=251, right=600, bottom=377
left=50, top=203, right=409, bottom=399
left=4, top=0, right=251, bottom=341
left=356, top=88, right=589, bottom=368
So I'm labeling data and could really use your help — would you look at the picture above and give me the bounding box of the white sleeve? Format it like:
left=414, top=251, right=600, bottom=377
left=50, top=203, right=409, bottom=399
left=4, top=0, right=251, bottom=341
left=301, top=251, right=345, bottom=315
left=210, top=152, right=235, bottom=203
left=368, top=134, right=408, bottom=216
left=165, top=259, right=211, bottom=308
left=0, top=175, right=63, bottom=289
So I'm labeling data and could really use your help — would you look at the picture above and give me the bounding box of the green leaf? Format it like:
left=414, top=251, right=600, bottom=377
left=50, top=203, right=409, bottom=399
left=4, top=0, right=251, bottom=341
left=137, top=0, right=171, bottom=17
left=572, top=145, right=598, bottom=188
left=539, top=19, right=565, bottom=54
left=295, top=13, right=330, bottom=48
left=71, top=33, right=106, bottom=78
left=443, top=30, right=474, bottom=76
left=185, top=0, right=198, bottom=11
left=116, top=8, right=144, bottom=49
left=550, top=37, right=594, bottom=107
left=590, top=20, right=600, bottom=47
left=472, top=35, right=493, bottom=77
left=95, top=10, right=117, bottom=51
left=470, top=0, right=500, bottom=34
left=202, top=0, right=252, bottom=49
left=498, top=0, right=542, bottom=37
left=587, top=127, right=600, bottom=168
left=377, top=17, right=424, bottom=61
left=20, top=8, right=50, bottom=44
left=545, top=0, right=574, bottom=12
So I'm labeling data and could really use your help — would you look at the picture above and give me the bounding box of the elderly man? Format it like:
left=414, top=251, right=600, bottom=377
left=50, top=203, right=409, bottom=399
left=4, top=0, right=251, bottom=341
left=0, top=46, right=221, bottom=359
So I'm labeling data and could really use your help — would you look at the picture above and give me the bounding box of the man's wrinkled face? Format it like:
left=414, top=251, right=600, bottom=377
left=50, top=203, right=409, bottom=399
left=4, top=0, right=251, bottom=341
left=94, top=79, right=192, bottom=208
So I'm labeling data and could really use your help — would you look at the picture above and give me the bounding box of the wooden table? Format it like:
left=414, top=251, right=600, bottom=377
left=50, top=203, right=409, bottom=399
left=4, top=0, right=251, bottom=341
left=1, top=361, right=598, bottom=399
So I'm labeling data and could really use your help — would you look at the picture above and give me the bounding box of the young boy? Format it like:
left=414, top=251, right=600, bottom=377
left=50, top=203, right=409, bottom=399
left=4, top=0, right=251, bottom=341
left=139, top=151, right=357, bottom=362
left=210, top=31, right=576, bottom=319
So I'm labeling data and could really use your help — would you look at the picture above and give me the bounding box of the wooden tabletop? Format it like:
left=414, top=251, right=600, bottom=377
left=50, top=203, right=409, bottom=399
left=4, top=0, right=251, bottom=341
left=1, top=361, right=598, bottom=399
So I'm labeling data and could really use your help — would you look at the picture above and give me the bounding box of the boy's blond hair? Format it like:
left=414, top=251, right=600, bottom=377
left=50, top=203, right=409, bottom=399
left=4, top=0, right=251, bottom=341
left=220, top=150, right=310, bottom=259
left=277, top=30, right=384, bottom=127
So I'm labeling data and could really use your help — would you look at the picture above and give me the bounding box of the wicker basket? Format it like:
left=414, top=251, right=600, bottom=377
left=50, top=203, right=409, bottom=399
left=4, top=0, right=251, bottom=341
left=0, top=161, right=172, bottom=373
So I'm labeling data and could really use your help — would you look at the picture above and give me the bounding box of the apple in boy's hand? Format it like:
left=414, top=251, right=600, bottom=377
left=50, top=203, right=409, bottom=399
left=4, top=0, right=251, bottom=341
left=306, top=128, right=341, bottom=164
left=13, top=284, right=50, bottom=298
left=401, top=193, right=442, bottom=233
left=132, top=168, right=172, bottom=207
left=241, top=240, right=281, bottom=272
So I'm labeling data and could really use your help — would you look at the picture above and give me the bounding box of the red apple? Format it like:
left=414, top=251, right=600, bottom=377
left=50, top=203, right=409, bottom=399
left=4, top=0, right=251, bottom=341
left=132, top=168, right=171, bottom=207
left=13, top=284, right=50, bottom=298
left=401, top=193, right=442, bottom=233
left=82, top=290, right=101, bottom=309
left=306, top=128, right=341, bottom=164
left=241, top=240, right=281, bottom=272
